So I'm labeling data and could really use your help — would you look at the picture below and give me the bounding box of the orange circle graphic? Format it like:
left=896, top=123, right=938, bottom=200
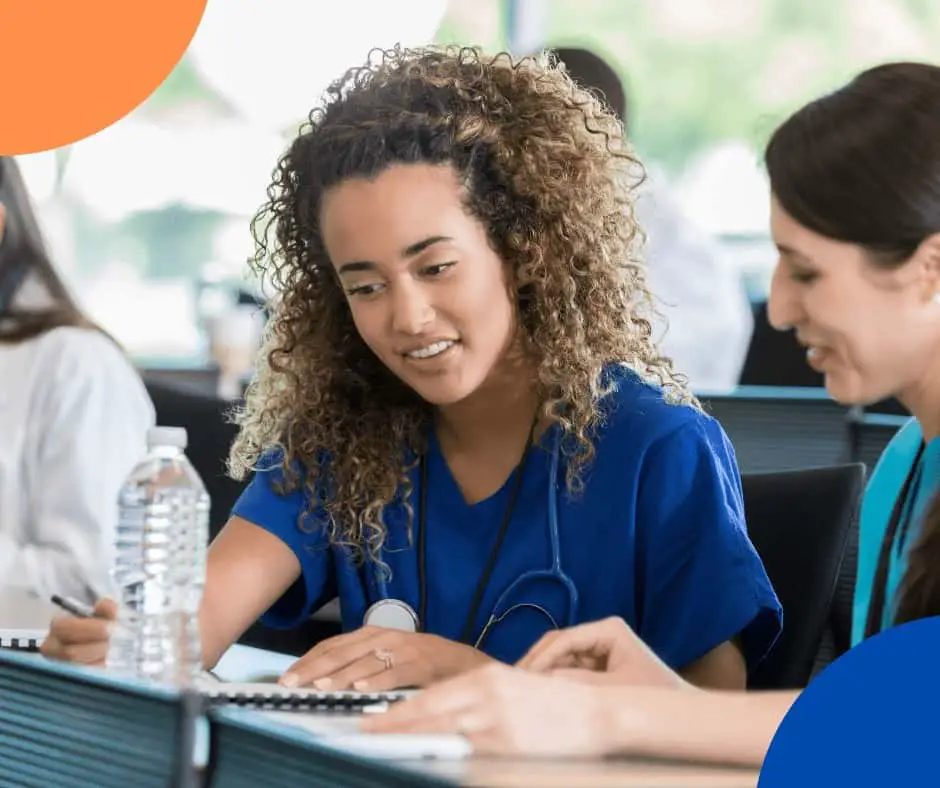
left=0, top=0, right=208, bottom=154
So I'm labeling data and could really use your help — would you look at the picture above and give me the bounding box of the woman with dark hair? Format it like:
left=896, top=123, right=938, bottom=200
left=364, top=60, right=940, bottom=766
left=0, top=156, right=154, bottom=622
left=764, top=62, right=940, bottom=643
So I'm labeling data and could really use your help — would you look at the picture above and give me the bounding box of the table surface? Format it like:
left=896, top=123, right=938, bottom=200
left=427, top=758, right=758, bottom=788
left=1, top=612, right=761, bottom=788
left=215, top=644, right=759, bottom=788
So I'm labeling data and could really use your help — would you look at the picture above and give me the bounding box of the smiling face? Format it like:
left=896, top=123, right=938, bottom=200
left=320, top=162, right=517, bottom=406
left=766, top=196, right=940, bottom=407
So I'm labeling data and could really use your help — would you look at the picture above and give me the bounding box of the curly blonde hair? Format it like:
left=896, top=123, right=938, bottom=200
left=230, top=45, right=692, bottom=560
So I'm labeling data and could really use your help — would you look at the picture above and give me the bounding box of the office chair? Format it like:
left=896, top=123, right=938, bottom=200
left=846, top=412, right=908, bottom=474
left=811, top=508, right=859, bottom=677
left=701, top=388, right=852, bottom=473
left=743, top=463, right=865, bottom=690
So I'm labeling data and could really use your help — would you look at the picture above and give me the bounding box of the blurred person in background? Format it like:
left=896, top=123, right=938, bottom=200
left=0, top=156, right=154, bottom=624
left=544, top=45, right=754, bottom=393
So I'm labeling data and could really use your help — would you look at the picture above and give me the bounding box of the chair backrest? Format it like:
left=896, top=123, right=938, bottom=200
left=206, top=707, right=455, bottom=788
left=743, top=463, right=865, bottom=690
left=847, top=412, right=907, bottom=476
left=701, top=387, right=852, bottom=473
left=739, top=301, right=825, bottom=388
left=0, top=649, right=200, bottom=788
left=811, top=507, right=859, bottom=678
left=143, top=378, right=244, bottom=542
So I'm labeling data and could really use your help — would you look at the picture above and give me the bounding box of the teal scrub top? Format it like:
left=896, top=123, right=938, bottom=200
left=852, top=418, right=940, bottom=644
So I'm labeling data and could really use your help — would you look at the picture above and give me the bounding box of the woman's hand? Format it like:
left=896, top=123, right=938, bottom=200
left=517, top=616, right=686, bottom=689
left=279, top=626, right=492, bottom=691
left=39, top=597, right=117, bottom=666
left=360, top=662, right=617, bottom=758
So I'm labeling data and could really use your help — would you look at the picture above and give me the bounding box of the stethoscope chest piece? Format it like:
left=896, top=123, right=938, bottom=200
left=363, top=599, right=419, bottom=632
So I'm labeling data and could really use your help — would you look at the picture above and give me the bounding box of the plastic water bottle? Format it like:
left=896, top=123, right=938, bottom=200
left=106, top=426, right=210, bottom=686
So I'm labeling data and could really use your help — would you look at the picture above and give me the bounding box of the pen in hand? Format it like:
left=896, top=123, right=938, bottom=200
left=46, top=595, right=115, bottom=663
left=49, top=594, right=224, bottom=683
left=50, top=594, right=97, bottom=619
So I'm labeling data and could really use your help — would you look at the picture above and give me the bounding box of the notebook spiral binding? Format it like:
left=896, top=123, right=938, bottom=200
left=0, top=629, right=45, bottom=652
left=200, top=683, right=408, bottom=714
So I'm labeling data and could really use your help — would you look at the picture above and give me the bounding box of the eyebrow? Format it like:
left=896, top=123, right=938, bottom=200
left=775, top=243, right=815, bottom=264
left=336, top=236, right=454, bottom=275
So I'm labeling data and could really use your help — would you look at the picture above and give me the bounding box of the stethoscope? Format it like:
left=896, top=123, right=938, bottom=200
left=362, top=423, right=580, bottom=647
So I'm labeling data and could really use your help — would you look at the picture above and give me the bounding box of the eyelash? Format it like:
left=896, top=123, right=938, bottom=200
left=346, top=283, right=382, bottom=297
left=423, top=262, right=456, bottom=277
left=345, top=262, right=457, bottom=298
left=789, top=270, right=818, bottom=284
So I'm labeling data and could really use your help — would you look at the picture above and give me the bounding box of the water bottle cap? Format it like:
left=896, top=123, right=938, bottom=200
left=147, top=426, right=188, bottom=450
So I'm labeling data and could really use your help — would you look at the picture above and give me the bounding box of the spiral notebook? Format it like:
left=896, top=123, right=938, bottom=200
left=198, top=680, right=413, bottom=714
left=0, top=633, right=407, bottom=714
left=0, top=629, right=45, bottom=652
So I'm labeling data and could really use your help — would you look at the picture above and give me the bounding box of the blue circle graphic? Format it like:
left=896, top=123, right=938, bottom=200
left=760, top=617, right=940, bottom=786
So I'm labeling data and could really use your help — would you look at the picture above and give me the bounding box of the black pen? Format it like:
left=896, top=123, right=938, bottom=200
left=50, top=594, right=97, bottom=619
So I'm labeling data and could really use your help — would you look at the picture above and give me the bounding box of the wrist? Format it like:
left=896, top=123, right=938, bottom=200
left=436, top=636, right=494, bottom=677
left=595, top=685, right=639, bottom=757
left=605, top=683, right=709, bottom=760
left=468, top=645, right=496, bottom=670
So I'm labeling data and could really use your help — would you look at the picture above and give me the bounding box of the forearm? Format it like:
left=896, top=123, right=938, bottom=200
left=603, top=685, right=798, bottom=767
left=199, top=517, right=304, bottom=669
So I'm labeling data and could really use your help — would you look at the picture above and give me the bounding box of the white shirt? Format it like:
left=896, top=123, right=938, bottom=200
left=0, top=326, right=154, bottom=622
left=635, top=173, right=754, bottom=393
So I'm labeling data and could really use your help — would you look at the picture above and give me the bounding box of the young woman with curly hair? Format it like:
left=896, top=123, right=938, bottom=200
left=42, top=46, right=780, bottom=692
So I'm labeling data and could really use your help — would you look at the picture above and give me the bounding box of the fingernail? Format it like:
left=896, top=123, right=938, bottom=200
left=353, top=680, right=368, bottom=691
left=313, top=677, right=332, bottom=690
left=279, top=673, right=299, bottom=688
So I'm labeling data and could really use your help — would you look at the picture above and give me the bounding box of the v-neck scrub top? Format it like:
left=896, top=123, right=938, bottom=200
left=232, top=366, right=782, bottom=669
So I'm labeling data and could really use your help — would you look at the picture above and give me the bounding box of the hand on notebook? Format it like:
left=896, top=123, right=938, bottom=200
left=359, top=662, right=616, bottom=757
left=278, top=626, right=492, bottom=691
left=515, top=617, right=685, bottom=689
left=40, top=597, right=117, bottom=665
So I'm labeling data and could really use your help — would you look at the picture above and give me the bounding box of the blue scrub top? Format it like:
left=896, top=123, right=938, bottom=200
left=852, top=419, right=940, bottom=644
left=232, top=366, right=782, bottom=670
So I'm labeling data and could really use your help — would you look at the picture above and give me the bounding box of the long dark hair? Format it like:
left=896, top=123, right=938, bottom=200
left=764, top=61, right=940, bottom=627
left=0, top=156, right=96, bottom=342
